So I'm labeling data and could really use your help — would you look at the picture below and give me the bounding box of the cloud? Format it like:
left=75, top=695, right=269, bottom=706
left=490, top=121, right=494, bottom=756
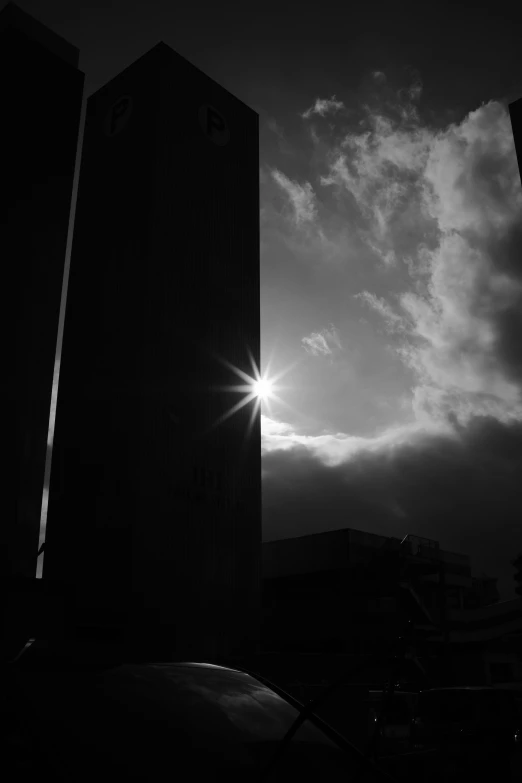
left=354, top=291, right=408, bottom=333
left=261, top=415, right=301, bottom=455
left=398, top=69, right=423, bottom=104
left=408, top=80, right=423, bottom=103
left=261, top=413, right=450, bottom=467
left=301, top=324, right=343, bottom=357
left=262, top=416, right=522, bottom=600
left=318, top=96, right=522, bottom=428
left=319, top=113, right=433, bottom=264
left=421, top=101, right=522, bottom=236
left=264, top=88, right=522, bottom=433
left=270, top=168, right=319, bottom=226
left=295, top=70, right=427, bottom=266
left=398, top=102, right=522, bottom=426
left=372, top=71, right=386, bottom=84
left=261, top=76, right=522, bottom=603
left=301, top=332, right=330, bottom=356
left=301, top=95, right=346, bottom=120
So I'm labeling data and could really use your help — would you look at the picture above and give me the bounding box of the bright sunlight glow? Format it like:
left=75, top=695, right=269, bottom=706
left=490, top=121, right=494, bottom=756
left=206, top=344, right=305, bottom=442
left=253, top=377, right=274, bottom=401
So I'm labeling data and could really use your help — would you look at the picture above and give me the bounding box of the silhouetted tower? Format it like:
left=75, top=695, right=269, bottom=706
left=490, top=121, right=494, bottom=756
left=43, top=43, right=261, bottom=661
left=1, top=3, right=84, bottom=654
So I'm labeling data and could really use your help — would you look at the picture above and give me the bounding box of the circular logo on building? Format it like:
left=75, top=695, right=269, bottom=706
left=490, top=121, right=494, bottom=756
left=198, top=104, right=230, bottom=146
left=104, top=95, right=133, bottom=137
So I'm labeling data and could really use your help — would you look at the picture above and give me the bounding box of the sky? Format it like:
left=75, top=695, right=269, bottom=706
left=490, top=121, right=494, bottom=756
left=11, top=0, right=522, bottom=600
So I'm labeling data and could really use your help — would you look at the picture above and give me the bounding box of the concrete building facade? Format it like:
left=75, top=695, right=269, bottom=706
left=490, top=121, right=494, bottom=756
left=43, top=43, right=261, bottom=661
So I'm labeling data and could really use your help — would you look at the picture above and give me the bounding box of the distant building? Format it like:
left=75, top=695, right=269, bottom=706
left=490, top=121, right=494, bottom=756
left=262, top=528, right=404, bottom=655
left=262, top=529, right=465, bottom=651
left=1, top=3, right=84, bottom=659
left=261, top=528, right=519, bottom=685
left=43, top=42, right=261, bottom=661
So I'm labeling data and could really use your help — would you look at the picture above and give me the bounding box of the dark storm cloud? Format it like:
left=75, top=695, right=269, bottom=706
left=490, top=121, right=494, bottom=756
left=263, top=416, right=522, bottom=599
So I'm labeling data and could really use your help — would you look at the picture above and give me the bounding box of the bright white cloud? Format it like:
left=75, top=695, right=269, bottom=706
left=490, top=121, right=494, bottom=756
left=351, top=100, right=522, bottom=428
left=320, top=153, right=363, bottom=202
left=354, top=291, right=407, bottom=333
left=262, top=70, right=522, bottom=471
left=261, top=413, right=454, bottom=467
left=302, top=332, right=330, bottom=356
left=320, top=113, right=432, bottom=262
left=271, top=168, right=318, bottom=226
left=420, top=102, right=522, bottom=235
left=264, top=94, right=522, bottom=466
left=302, top=324, right=343, bottom=356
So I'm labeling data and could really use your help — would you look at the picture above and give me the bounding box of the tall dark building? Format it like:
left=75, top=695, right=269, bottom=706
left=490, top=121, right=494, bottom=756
left=43, top=43, right=261, bottom=661
left=2, top=2, right=84, bottom=645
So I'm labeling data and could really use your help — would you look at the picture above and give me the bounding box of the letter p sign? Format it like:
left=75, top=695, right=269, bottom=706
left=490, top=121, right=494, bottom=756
left=198, top=104, right=230, bottom=146
left=104, top=95, right=133, bottom=137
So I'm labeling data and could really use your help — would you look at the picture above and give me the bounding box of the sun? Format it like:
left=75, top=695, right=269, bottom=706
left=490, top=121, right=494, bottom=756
left=252, top=376, right=274, bottom=401
left=206, top=344, right=305, bottom=440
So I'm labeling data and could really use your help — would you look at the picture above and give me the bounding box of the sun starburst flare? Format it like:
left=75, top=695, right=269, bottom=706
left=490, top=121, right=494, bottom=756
left=252, top=376, right=275, bottom=401
left=207, top=345, right=303, bottom=440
